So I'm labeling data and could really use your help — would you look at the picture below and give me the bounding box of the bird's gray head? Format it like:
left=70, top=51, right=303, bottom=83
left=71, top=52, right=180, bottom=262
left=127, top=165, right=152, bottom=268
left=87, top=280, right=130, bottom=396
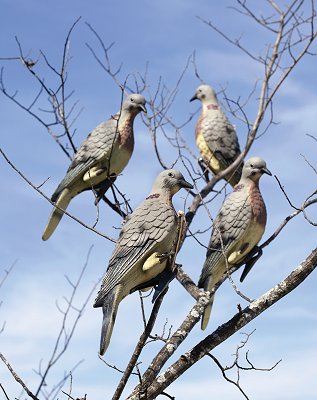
left=122, top=93, right=147, bottom=114
left=242, top=157, right=272, bottom=182
left=190, top=84, right=217, bottom=104
left=151, top=169, right=193, bottom=196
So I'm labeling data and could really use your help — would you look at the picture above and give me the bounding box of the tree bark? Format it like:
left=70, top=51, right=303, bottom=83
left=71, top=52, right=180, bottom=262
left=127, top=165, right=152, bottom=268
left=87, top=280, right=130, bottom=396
left=127, top=247, right=317, bottom=400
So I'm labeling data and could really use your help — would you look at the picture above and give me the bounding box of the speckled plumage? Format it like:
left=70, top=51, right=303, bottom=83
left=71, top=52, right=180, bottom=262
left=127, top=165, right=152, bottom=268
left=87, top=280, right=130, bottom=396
left=198, top=157, right=271, bottom=329
left=42, top=94, right=146, bottom=240
left=94, top=169, right=193, bottom=355
left=191, top=84, right=243, bottom=186
left=94, top=199, right=177, bottom=307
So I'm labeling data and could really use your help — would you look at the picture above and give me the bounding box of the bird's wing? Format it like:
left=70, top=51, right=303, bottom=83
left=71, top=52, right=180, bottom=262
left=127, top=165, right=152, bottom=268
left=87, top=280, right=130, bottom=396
left=202, top=112, right=242, bottom=166
left=198, top=186, right=252, bottom=286
left=52, top=118, right=119, bottom=201
left=94, top=199, right=176, bottom=306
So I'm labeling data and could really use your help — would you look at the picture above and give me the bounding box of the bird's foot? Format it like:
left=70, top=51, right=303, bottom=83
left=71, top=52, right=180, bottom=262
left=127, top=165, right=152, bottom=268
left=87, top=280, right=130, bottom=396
left=94, top=175, right=117, bottom=205
left=198, top=158, right=210, bottom=182
left=240, top=247, right=263, bottom=282
left=157, top=251, right=175, bottom=263
left=152, top=268, right=177, bottom=303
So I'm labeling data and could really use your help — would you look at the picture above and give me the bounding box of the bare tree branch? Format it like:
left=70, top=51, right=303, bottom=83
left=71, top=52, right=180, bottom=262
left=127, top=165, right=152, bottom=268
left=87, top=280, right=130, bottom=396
left=111, top=288, right=167, bottom=400
left=0, top=147, right=116, bottom=243
left=0, top=353, right=39, bottom=400
left=33, top=246, right=100, bottom=398
left=128, top=247, right=317, bottom=399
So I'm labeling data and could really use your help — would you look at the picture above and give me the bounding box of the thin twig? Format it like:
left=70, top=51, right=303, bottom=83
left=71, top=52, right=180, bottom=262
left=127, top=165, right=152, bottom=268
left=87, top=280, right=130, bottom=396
left=0, top=147, right=116, bottom=243
left=0, top=353, right=39, bottom=400
left=111, top=289, right=167, bottom=400
left=128, top=247, right=317, bottom=399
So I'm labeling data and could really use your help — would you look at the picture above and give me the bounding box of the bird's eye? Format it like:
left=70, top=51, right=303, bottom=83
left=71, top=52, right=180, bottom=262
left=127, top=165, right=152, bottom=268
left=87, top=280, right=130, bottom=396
left=168, top=172, right=174, bottom=177
left=131, top=98, right=134, bottom=102
left=250, top=164, right=254, bottom=168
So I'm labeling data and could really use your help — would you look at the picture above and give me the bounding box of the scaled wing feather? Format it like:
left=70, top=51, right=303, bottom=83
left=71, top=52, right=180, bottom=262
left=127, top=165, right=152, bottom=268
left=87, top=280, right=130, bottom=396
left=94, top=199, right=176, bottom=306
left=52, top=119, right=119, bottom=201
left=199, top=189, right=252, bottom=286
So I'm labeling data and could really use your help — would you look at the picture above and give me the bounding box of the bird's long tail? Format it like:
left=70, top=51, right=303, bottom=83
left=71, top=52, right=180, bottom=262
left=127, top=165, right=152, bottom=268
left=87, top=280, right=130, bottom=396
left=42, top=188, right=72, bottom=241
left=99, top=286, right=121, bottom=355
left=200, top=270, right=220, bottom=330
left=201, top=293, right=215, bottom=330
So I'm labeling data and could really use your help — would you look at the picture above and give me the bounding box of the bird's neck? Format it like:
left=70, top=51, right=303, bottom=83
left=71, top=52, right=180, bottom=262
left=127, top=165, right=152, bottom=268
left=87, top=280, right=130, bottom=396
left=113, top=110, right=137, bottom=126
left=238, top=176, right=260, bottom=189
left=235, top=180, right=266, bottom=226
left=233, top=182, right=245, bottom=192
left=112, top=113, right=135, bottom=151
left=146, top=193, right=161, bottom=200
left=233, top=179, right=260, bottom=196
left=147, top=190, right=173, bottom=205
left=204, top=103, right=219, bottom=111
left=201, top=103, right=220, bottom=117
left=249, top=181, right=266, bottom=226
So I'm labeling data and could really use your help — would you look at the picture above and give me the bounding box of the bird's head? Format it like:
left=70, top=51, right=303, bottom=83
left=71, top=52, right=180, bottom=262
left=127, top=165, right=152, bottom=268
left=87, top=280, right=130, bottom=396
left=242, top=157, right=272, bottom=182
left=190, top=84, right=217, bottom=104
left=152, top=169, right=193, bottom=196
left=123, top=93, right=147, bottom=115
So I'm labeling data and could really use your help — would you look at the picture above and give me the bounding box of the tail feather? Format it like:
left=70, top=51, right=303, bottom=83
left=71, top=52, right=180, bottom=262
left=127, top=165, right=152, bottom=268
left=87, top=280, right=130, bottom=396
left=98, top=286, right=121, bottom=356
left=201, top=294, right=215, bottom=330
left=200, top=273, right=217, bottom=330
left=42, top=188, right=72, bottom=241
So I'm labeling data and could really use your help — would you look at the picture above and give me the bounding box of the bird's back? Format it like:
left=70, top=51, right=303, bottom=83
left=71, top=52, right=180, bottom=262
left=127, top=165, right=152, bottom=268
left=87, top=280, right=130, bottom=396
left=200, top=110, right=240, bottom=158
left=196, top=109, right=243, bottom=184
left=198, top=184, right=251, bottom=286
left=51, top=118, right=119, bottom=201
left=94, top=197, right=178, bottom=307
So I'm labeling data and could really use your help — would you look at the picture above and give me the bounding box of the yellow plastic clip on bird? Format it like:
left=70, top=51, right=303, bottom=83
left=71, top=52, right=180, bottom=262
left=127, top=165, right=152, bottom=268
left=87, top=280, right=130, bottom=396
left=190, top=84, right=243, bottom=186
left=42, top=93, right=147, bottom=240
left=198, top=157, right=271, bottom=330
left=94, top=169, right=193, bottom=355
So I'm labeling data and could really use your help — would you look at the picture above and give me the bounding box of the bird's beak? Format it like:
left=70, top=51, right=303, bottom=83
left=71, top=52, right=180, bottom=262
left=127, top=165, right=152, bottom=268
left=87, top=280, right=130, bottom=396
left=261, top=167, right=272, bottom=176
left=179, top=179, right=194, bottom=189
left=189, top=94, right=197, bottom=102
left=139, top=104, right=147, bottom=113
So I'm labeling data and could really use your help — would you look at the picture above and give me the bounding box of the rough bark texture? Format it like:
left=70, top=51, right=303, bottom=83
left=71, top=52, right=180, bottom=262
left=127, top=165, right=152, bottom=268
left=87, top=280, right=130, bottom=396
left=127, top=247, right=317, bottom=400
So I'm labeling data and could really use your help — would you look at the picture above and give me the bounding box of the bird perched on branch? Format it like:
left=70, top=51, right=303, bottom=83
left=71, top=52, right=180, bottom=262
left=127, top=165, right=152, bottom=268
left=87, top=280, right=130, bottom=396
left=42, top=93, right=147, bottom=241
left=94, top=169, right=193, bottom=355
left=198, top=157, right=271, bottom=330
left=190, top=84, right=243, bottom=186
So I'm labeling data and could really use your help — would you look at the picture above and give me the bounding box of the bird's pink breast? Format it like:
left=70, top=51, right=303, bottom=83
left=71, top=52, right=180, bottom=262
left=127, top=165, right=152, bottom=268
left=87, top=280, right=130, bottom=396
left=250, top=183, right=267, bottom=226
left=119, top=120, right=134, bottom=153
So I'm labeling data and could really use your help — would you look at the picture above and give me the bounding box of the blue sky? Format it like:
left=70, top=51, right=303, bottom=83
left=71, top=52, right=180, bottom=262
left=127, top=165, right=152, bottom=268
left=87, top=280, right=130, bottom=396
left=1, top=1, right=317, bottom=399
